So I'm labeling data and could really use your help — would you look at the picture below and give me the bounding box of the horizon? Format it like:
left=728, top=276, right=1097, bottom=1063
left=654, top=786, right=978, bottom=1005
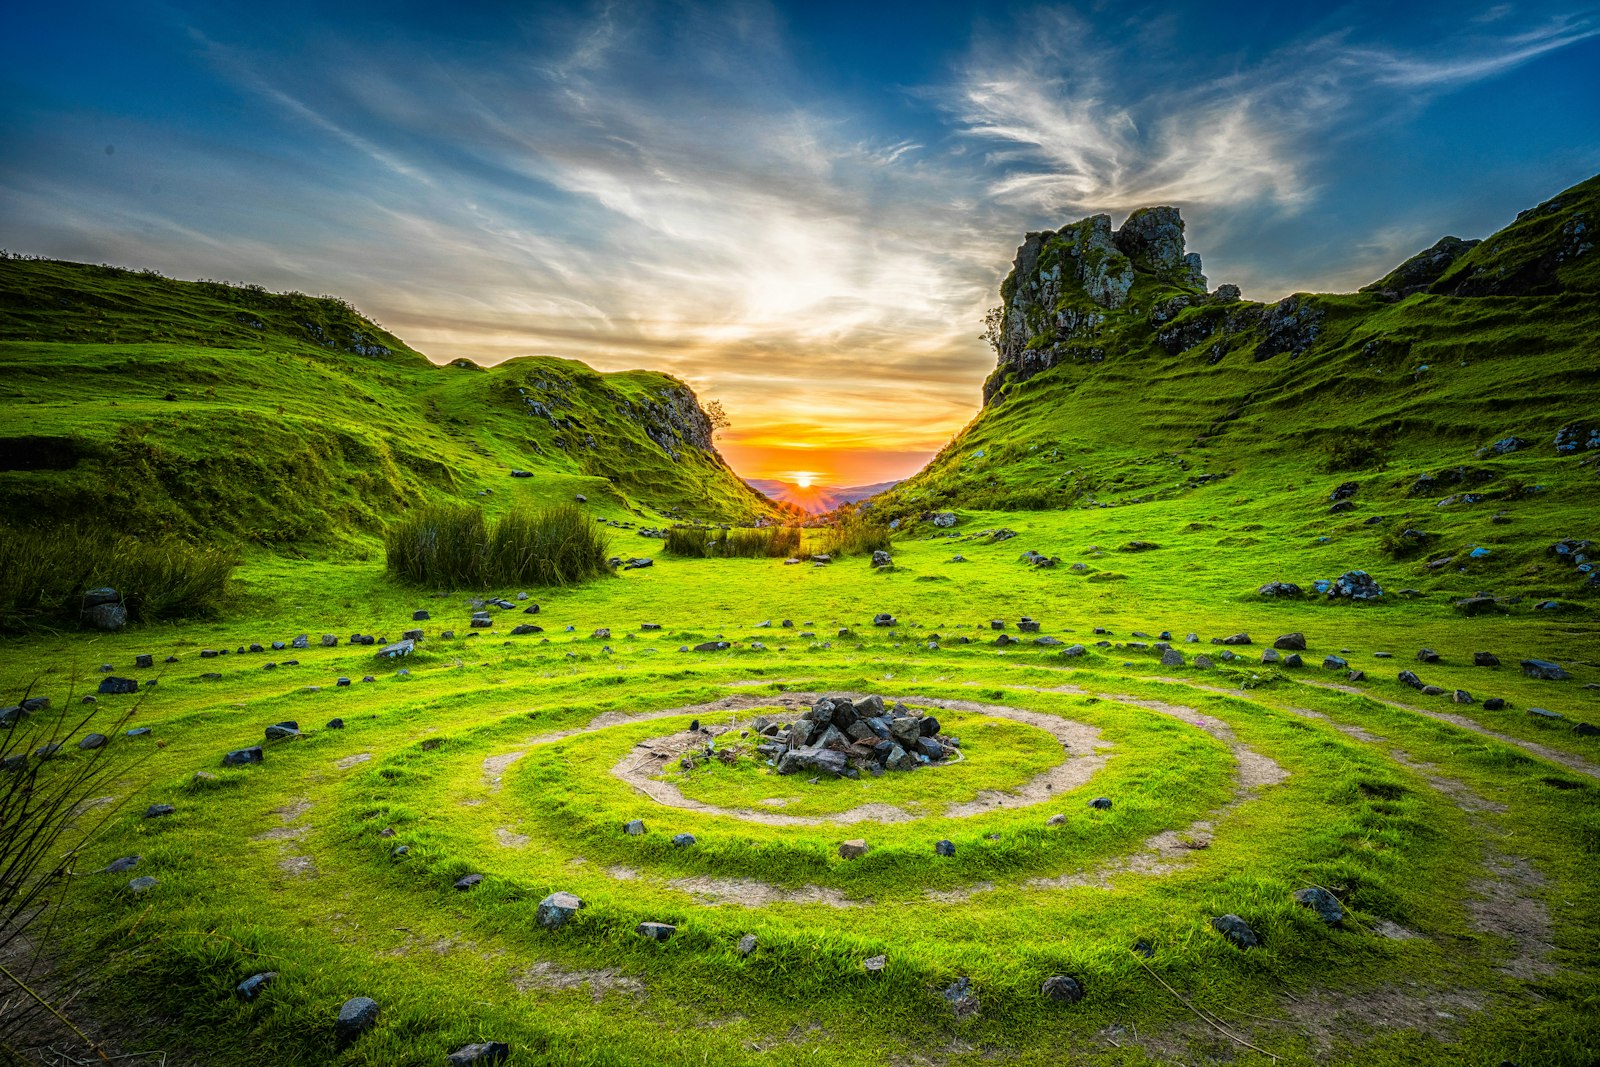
left=3, top=1, right=1598, bottom=485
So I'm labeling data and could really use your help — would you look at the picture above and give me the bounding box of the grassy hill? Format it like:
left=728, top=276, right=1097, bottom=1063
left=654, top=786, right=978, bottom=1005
left=0, top=257, right=774, bottom=543
left=874, top=174, right=1600, bottom=608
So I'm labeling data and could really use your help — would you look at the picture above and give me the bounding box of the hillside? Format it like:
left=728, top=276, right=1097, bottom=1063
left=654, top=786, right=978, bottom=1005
left=876, top=174, right=1600, bottom=603
left=0, top=257, right=775, bottom=542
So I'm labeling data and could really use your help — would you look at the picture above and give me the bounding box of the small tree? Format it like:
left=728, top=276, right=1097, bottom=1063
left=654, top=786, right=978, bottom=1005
left=704, top=400, right=731, bottom=440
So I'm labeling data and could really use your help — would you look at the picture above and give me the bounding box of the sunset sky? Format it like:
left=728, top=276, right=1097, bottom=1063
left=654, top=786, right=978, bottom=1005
left=4, top=2, right=1598, bottom=485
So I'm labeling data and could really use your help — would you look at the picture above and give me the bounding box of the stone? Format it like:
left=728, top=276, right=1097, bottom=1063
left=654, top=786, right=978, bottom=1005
left=635, top=921, right=676, bottom=942
left=1257, top=581, right=1303, bottom=598
left=223, top=747, right=263, bottom=766
left=236, top=972, right=277, bottom=1000
left=1160, top=648, right=1185, bottom=667
left=1195, top=655, right=1215, bottom=669
left=291, top=634, right=309, bottom=649
left=871, top=550, right=892, bottom=568
left=83, top=602, right=128, bottom=631
left=335, top=997, right=379, bottom=1043
left=1528, top=707, right=1564, bottom=720
left=1323, top=655, right=1348, bottom=670
left=737, top=934, right=758, bottom=957
left=1212, top=914, right=1260, bottom=950
left=839, top=839, right=870, bottom=860
left=97, top=676, right=138, bottom=695
left=145, top=804, right=175, bottom=818
left=134, top=653, right=154, bottom=669
left=1328, top=570, right=1384, bottom=600
left=1041, top=975, right=1084, bottom=1004
left=510, top=624, right=542, bottom=635
left=1274, top=632, right=1307, bottom=651
left=1416, top=648, right=1442, bottom=664
left=1453, top=690, right=1474, bottom=704
left=1575, top=723, right=1600, bottom=737
left=1046, top=814, right=1068, bottom=827
left=693, top=641, right=730, bottom=652
left=1348, top=670, right=1366, bottom=682
left=624, top=819, right=646, bottom=835
left=104, top=855, right=140, bottom=873
left=447, top=1043, right=510, bottom=1066
left=321, top=634, right=338, bottom=647
left=265, top=722, right=301, bottom=740
left=454, top=873, right=484, bottom=891
left=1521, top=659, right=1572, bottom=681
left=378, top=639, right=414, bottom=658
left=536, top=891, right=584, bottom=929
left=863, top=954, right=887, bottom=975
left=1454, top=596, right=1504, bottom=616
left=1421, top=685, right=1447, bottom=696
left=1283, top=653, right=1303, bottom=668
left=1088, top=796, right=1112, bottom=810
left=935, top=839, right=956, bottom=857
left=1061, top=644, right=1086, bottom=657
left=942, top=976, right=980, bottom=1020
left=1474, top=652, right=1501, bottom=667
left=1293, top=887, right=1343, bottom=924
left=127, top=876, right=158, bottom=893
left=672, top=833, right=697, bottom=847
left=79, top=733, right=108, bottom=750
left=1483, top=698, right=1506, bottom=711
left=1219, top=633, right=1252, bottom=645
left=1261, top=648, right=1281, bottom=664
left=1397, top=670, right=1425, bottom=690
left=593, top=628, right=611, bottom=639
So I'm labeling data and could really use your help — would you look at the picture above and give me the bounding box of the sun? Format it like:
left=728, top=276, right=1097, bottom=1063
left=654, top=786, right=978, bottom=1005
left=794, top=472, right=815, bottom=488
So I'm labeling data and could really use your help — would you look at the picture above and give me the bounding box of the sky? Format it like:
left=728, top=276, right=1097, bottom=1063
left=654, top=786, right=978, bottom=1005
left=3, top=2, right=1598, bottom=486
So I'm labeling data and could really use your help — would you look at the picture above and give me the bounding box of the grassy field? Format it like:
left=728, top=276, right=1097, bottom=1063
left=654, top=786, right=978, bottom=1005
left=2, top=177, right=1598, bottom=1065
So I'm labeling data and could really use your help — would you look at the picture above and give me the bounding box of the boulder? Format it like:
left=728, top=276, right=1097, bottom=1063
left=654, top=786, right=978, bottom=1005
left=1323, top=655, right=1348, bottom=670
left=1328, top=570, right=1384, bottom=600
left=335, top=997, right=379, bottom=1043
left=871, top=550, right=893, bottom=568
left=447, top=1043, right=510, bottom=1067
left=1273, top=633, right=1306, bottom=651
left=97, top=677, right=139, bottom=695
left=83, top=602, right=128, bottom=631
left=1218, top=633, right=1252, bottom=645
left=265, top=722, right=300, bottom=740
left=1293, top=887, right=1343, bottom=925
left=223, top=747, right=264, bottom=766
left=536, top=891, right=584, bottom=930
left=1397, top=670, right=1425, bottom=690
left=79, top=733, right=108, bottom=750
left=1521, top=659, right=1572, bottom=681
left=377, top=639, right=414, bottom=658
left=934, top=839, right=956, bottom=857
left=510, top=624, right=543, bottom=636
left=1257, top=581, right=1303, bottom=598
left=1211, top=914, right=1260, bottom=950
left=1474, top=651, right=1501, bottom=667
left=1483, top=697, right=1506, bottom=711
left=624, top=819, right=646, bottom=835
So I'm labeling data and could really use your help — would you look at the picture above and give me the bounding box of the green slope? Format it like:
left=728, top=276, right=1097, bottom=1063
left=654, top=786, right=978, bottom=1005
left=877, top=174, right=1600, bottom=605
left=0, top=257, right=774, bottom=542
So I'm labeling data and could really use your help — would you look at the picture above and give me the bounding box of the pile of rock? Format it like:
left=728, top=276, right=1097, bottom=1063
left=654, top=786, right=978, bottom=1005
left=747, top=696, right=953, bottom=777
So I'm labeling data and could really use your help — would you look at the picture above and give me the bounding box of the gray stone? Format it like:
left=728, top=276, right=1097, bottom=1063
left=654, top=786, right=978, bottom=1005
left=1474, top=651, right=1501, bottom=667
left=78, top=732, right=108, bottom=750
left=236, top=972, right=276, bottom=1000
left=1041, top=975, right=1084, bottom=1004
left=135, top=653, right=153, bottom=669
left=104, top=855, right=140, bottom=873
left=1194, top=655, right=1215, bottom=669
left=335, top=997, right=379, bottom=1043
left=1212, top=913, right=1260, bottom=949
left=935, top=839, right=956, bottom=857
left=624, top=819, right=646, bottom=835
left=838, top=839, right=870, bottom=859
left=1160, top=648, right=1185, bottom=667
left=1323, top=655, right=1348, bottom=670
left=265, top=722, right=300, bottom=740
left=291, top=634, right=309, bottom=649
left=863, top=954, right=887, bottom=975
left=1088, top=796, right=1112, bottom=810
left=1061, top=644, right=1086, bottom=657
left=412, top=609, right=430, bottom=621
left=672, top=833, right=697, bottom=847
left=454, top=873, right=484, bottom=891
left=737, top=934, right=758, bottom=957
left=1522, top=659, right=1573, bottom=681
left=510, top=624, right=542, bottom=635
left=635, top=921, right=676, bottom=942
left=447, top=1043, right=510, bottom=1067
left=942, top=976, right=980, bottom=1020
left=536, top=891, right=584, bottom=929
left=145, top=804, right=175, bottom=818
left=378, top=639, right=414, bottom=658
left=84, top=602, right=128, bottom=631
left=223, top=746, right=263, bottom=766
left=97, top=676, right=139, bottom=695
left=321, top=634, right=338, bottom=647
left=127, top=876, right=158, bottom=893
left=1293, top=886, right=1343, bottom=924
left=1273, top=633, right=1307, bottom=651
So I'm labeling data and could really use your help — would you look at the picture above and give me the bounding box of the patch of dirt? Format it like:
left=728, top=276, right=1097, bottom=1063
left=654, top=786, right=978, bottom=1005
left=383, top=934, right=461, bottom=958
left=513, top=961, right=643, bottom=1001
left=481, top=750, right=525, bottom=790
left=1468, top=852, right=1556, bottom=978
left=607, top=865, right=639, bottom=880
left=1371, top=919, right=1420, bottom=940
left=335, top=752, right=371, bottom=769
left=667, top=875, right=862, bottom=908
left=252, top=825, right=307, bottom=842
left=1271, top=983, right=1485, bottom=1054
left=495, top=827, right=529, bottom=848
left=272, top=797, right=311, bottom=821
left=277, top=855, right=315, bottom=877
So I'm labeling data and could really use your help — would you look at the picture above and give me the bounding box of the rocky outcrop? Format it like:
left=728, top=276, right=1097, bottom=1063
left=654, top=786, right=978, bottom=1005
left=1361, top=236, right=1481, bottom=300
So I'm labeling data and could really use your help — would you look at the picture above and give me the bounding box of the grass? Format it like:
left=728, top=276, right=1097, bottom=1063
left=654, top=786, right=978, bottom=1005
left=0, top=176, right=1596, bottom=1064
left=662, top=525, right=802, bottom=559
left=820, top=514, right=893, bottom=557
left=0, top=524, right=237, bottom=632
left=386, top=503, right=610, bottom=589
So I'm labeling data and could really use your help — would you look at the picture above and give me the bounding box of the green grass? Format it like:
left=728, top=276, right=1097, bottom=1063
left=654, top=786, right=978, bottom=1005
left=385, top=503, right=611, bottom=589
left=0, top=177, right=1598, bottom=1065
left=662, top=525, right=802, bottom=558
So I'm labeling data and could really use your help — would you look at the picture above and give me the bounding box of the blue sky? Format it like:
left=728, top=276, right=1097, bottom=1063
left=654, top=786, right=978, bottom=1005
left=3, top=1, right=1597, bottom=482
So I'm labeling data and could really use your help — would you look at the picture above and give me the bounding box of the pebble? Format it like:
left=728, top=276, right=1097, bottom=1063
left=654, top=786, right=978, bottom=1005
left=635, top=921, right=676, bottom=942
left=1041, top=975, right=1084, bottom=1004
left=335, top=997, right=379, bottom=1043
left=236, top=972, right=276, bottom=1000
left=447, top=1043, right=510, bottom=1066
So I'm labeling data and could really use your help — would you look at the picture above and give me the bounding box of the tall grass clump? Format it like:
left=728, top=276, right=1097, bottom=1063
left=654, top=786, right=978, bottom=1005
left=820, top=516, right=892, bottom=557
left=663, top=526, right=801, bottom=559
left=0, top=526, right=237, bottom=633
left=386, top=503, right=609, bottom=588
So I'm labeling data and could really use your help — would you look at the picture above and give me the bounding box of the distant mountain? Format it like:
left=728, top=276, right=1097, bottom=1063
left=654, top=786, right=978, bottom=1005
left=747, top=478, right=901, bottom=513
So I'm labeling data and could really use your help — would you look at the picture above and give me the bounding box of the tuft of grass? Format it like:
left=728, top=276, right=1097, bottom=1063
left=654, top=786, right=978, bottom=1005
left=0, top=525, right=236, bottom=633
left=663, top=526, right=801, bottom=559
left=819, top=516, right=892, bottom=557
left=386, top=503, right=609, bottom=588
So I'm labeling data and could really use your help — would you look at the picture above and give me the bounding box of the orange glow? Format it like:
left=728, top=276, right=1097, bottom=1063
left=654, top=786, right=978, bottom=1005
left=793, top=471, right=815, bottom=488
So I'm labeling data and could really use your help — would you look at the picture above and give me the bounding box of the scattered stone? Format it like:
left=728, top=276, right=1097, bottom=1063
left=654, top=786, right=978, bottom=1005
left=1348, top=670, right=1366, bottom=682
left=454, top=873, right=484, bottom=891
left=1160, top=648, right=1185, bottom=667
left=1521, top=659, right=1573, bottom=681
left=942, top=976, right=980, bottom=1019
left=1061, top=644, right=1086, bottom=657
left=1041, top=975, right=1084, bottom=1004
left=1211, top=914, right=1260, bottom=950
left=335, top=997, right=379, bottom=1043
left=327, top=717, right=345, bottom=729
left=236, top=972, right=276, bottom=1000
left=635, top=922, right=675, bottom=942
left=378, top=639, right=414, bottom=659
left=672, top=833, right=697, bottom=848
left=536, top=891, right=584, bottom=929
left=1257, top=581, right=1303, bottom=598
left=265, top=722, right=301, bottom=740
left=863, top=955, right=887, bottom=975
left=1416, top=648, right=1442, bottom=663
left=510, top=624, right=542, bottom=636
left=1293, top=887, right=1343, bottom=924
left=1217, top=633, right=1252, bottom=645
left=1421, top=685, right=1447, bottom=696
left=839, top=839, right=870, bottom=860
left=1282, top=652, right=1303, bottom=668
left=935, top=839, right=956, bottom=857
left=871, top=550, right=893, bottom=568
left=127, top=876, right=158, bottom=893
left=1046, top=814, right=1068, bottom=827
left=737, top=934, right=758, bottom=957
left=1273, top=633, right=1307, bottom=651
left=1528, top=707, right=1564, bottom=720
left=1194, top=654, right=1215, bottom=669
left=223, top=747, right=264, bottom=767
left=693, top=641, right=730, bottom=652
left=1397, top=670, right=1425, bottom=690
left=97, top=677, right=138, bottom=695
left=1088, top=796, right=1112, bottom=810
left=1483, top=698, right=1506, bottom=711
left=1452, top=690, right=1474, bottom=705
left=1323, top=655, right=1348, bottom=670
left=624, top=819, right=646, bottom=836
left=1327, top=570, right=1384, bottom=600
left=78, top=733, right=108, bottom=750
left=1474, top=652, right=1501, bottom=667
left=104, top=855, right=140, bottom=873
left=145, top=804, right=175, bottom=818
left=447, top=1043, right=510, bottom=1066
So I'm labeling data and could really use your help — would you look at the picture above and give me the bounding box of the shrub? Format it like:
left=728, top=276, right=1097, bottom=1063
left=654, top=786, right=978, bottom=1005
left=385, top=503, right=608, bottom=588
left=664, top=526, right=801, bottom=559
left=0, top=526, right=237, bottom=633
left=819, top=517, right=892, bottom=557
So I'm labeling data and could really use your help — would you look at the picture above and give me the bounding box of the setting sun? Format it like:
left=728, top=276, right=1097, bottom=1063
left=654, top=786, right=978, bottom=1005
left=793, top=472, right=815, bottom=488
